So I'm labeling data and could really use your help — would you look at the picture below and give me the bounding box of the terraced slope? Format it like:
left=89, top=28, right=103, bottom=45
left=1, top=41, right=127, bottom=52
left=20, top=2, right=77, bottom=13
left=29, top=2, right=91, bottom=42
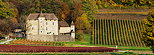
left=92, top=19, right=146, bottom=47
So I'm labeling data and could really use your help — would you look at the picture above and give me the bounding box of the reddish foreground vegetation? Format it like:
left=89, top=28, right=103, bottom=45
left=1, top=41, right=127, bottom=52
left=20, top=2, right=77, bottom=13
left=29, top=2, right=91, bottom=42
left=0, top=45, right=119, bottom=52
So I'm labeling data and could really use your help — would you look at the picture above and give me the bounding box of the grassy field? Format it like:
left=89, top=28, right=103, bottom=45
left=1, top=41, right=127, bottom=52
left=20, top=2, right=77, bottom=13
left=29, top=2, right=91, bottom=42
left=0, top=40, right=6, bottom=43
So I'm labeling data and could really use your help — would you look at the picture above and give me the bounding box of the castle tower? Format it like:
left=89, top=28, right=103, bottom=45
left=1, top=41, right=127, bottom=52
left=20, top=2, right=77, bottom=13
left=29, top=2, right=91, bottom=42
left=71, top=21, right=75, bottom=38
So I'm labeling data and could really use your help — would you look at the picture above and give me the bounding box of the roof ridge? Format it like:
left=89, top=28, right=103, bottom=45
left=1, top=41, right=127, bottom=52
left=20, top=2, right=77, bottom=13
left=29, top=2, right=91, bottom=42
left=27, top=13, right=58, bottom=20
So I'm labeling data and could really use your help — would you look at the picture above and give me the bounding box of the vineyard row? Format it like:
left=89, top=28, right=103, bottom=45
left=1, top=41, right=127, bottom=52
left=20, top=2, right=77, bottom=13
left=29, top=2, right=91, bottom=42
left=92, top=19, right=146, bottom=47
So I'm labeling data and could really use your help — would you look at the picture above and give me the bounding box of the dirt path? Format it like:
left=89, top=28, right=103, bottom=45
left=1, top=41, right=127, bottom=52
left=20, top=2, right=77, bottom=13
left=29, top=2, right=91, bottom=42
left=128, top=50, right=153, bottom=54
left=0, top=39, right=14, bottom=44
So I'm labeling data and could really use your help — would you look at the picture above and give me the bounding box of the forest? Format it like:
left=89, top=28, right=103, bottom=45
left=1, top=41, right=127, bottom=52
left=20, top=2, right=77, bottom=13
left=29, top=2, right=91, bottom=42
left=0, top=0, right=154, bottom=40
left=0, top=0, right=154, bottom=54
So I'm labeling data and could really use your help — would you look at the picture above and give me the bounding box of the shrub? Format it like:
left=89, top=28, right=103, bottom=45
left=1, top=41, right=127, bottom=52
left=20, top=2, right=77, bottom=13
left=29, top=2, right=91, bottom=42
left=76, top=32, right=84, bottom=41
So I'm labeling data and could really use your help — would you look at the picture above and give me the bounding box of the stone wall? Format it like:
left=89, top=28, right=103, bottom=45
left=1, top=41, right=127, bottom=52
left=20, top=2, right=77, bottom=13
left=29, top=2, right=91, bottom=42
left=27, top=35, right=54, bottom=41
left=26, top=35, right=75, bottom=42
left=53, top=35, right=75, bottom=42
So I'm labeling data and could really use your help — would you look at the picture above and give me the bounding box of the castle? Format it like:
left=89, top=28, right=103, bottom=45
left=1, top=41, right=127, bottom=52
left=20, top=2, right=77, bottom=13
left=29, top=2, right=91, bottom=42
left=26, top=13, right=75, bottom=41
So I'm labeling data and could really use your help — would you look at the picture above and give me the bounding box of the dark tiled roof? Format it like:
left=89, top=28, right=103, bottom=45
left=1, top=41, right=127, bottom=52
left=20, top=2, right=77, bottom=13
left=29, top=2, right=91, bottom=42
left=59, top=21, right=69, bottom=27
left=27, top=13, right=58, bottom=20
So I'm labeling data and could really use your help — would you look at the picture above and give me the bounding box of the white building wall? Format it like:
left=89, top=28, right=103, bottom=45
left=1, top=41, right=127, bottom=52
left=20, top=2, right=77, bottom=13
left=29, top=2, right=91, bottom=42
left=71, top=25, right=75, bottom=32
left=59, top=27, right=71, bottom=33
left=45, top=20, right=58, bottom=35
left=26, top=20, right=38, bottom=35
left=38, top=17, right=45, bottom=35
left=71, top=24, right=75, bottom=38
left=53, top=20, right=59, bottom=35
left=27, top=17, right=59, bottom=35
left=71, top=33, right=75, bottom=38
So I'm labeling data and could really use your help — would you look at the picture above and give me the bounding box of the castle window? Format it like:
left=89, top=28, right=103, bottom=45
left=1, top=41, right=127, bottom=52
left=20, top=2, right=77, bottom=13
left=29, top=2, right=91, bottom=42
left=46, top=27, right=47, bottom=30
left=41, top=31, right=42, bottom=33
left=53, top=22, right=54, bottom=25
left=32, top=27, right=34, bottom=30
left=46, top=22, right=47, bottom=25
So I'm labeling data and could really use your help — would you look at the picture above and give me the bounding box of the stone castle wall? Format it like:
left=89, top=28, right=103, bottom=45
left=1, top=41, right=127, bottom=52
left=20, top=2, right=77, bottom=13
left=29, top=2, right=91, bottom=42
left=26, top=35, right=75, bottom=42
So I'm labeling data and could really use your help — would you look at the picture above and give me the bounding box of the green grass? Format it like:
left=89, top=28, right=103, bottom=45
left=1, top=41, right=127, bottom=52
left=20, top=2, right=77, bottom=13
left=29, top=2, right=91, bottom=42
left=0, top=40, right=6, bottom=43
left=49, top=40, right=151, bottom=51
left=117, top=47, right=151, bottom=51
left=16, top=37, right=25, bottom=39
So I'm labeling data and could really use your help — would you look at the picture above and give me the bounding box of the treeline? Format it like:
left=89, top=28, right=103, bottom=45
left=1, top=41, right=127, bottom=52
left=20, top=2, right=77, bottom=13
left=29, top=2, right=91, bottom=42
left=0, top=0, right=97, bottom=40
left=0, top=0, right=18, bottom=36
left=0, top=0, right=153, bottom=40
left=95, top=0, right=154, bottom=8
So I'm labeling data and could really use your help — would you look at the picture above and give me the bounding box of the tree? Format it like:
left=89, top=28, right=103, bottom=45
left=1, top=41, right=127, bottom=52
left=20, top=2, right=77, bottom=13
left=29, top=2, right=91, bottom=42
left=69, top=0, right=83, bottom=22
left=76, top=13, right=91, bottom=32
left=142, top=9, right=154, bottom=53
left=0, top=0, right=18, bottom=37
left=82, top=0, right=98, bottom=23
left=0, top=0, right=18, bottom=19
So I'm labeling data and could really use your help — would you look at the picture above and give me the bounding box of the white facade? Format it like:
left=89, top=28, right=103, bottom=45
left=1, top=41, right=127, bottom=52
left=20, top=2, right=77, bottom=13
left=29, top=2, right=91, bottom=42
left=59, top=27, right=71, bottom=33
left=26, top=13, right=75, bottom=41
left=71, top=22, right=75, bottom=38
left=26, top=17, right=59, bottom=35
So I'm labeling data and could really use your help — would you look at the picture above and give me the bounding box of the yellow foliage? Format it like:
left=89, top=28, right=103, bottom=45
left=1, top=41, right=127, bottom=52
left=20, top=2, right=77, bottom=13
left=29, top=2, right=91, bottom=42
left=147, top=32, right=153, bottom=36
left=147, top=36, right=154, bottom=40
left=97, top=1, right=101, bottom=5
left=61, top=14, right=66, bottom=20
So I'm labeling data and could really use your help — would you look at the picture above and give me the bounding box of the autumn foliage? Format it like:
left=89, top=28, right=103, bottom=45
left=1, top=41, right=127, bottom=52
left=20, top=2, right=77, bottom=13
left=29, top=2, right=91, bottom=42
left=142, top=9, right=154, bottom=52
left=10, top=39, right=64, bottom=46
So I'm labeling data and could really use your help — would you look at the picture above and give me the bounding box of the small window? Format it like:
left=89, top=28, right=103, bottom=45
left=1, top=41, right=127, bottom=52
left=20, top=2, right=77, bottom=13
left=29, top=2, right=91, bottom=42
left=53, top=22, right=54, bottom=25
left=41, top=31, right=42, bottom=33
left=41, top=26, right=42, bottom=28
left=53, top=33, right=54, bottom=35
left=46, top=22, right=47, bottom=25
left=32, top=27, right=34, bottom=30
left=46, top=27, right=47, bottom=30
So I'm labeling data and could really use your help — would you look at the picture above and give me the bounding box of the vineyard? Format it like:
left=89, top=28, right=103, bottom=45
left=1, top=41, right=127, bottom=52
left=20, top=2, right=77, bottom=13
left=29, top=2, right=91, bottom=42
left=0, top=45, right=119, bottom=52
left=92, top=19, right=146, bottom=47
